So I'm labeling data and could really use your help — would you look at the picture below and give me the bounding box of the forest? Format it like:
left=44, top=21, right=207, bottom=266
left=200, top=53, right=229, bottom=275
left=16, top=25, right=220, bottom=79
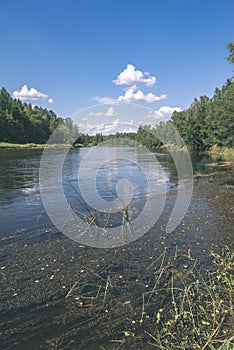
left=171, top=41, right=233, bottom=150
left=80, top=43, right=234, bottom=151
left=0, top=43, right=233, bottom=151
left=0, top=87, right=79, bottom=144
left=77, top=77, right=234, bottom=151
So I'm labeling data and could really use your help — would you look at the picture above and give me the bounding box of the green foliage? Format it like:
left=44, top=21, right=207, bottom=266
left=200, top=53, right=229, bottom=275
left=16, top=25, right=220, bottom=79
left=169, top=43, right=234, bottom=151
left=1, top=41, right=233, bottom=149
left=145, top=247, right=234, bottom=349
left=226, top=42, right=234, bottom=65
left=78, top=78, right=234, bottom=152
left=171, top=79, right=234, bottom=151
left=0, top=88, right=79, bottom=144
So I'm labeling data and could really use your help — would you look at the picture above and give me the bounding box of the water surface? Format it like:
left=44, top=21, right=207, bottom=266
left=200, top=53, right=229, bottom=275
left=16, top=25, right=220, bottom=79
left=0, top=147, right=233, bottom=350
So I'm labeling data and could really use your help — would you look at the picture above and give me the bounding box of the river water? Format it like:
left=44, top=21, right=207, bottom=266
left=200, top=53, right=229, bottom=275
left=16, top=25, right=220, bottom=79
left=0, top=146, right=233, bottom=249
left=0, top=147, right=179, bottom=242
left=0, top=147, right=233, bottom=349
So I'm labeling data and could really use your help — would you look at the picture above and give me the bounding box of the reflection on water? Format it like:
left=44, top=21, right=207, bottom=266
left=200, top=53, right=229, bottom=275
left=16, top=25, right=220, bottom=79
left=0, top=147, right=232, bottom=239
left=0, top=149, right=43, bottom=235
left=0, top=149, right=41, bottom=201
left=61, top=147, right=170, bottom=235
left=0, top=147, right=168, bottom=238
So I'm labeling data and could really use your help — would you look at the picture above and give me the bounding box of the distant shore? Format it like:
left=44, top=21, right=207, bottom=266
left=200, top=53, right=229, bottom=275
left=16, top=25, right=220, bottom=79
left=0, top=142, right=76, bottom=149
left=0, top=142, right=234, bottom=158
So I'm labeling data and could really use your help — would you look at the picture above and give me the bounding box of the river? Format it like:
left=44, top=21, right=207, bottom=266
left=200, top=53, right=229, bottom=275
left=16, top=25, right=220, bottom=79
left=0, top=146, right=233, bottom=349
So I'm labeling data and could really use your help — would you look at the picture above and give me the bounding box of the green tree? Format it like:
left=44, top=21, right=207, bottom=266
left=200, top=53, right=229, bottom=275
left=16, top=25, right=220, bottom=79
left=226, top=42, right=234, bottom=65
left=0, top=87, right=80, bottom=144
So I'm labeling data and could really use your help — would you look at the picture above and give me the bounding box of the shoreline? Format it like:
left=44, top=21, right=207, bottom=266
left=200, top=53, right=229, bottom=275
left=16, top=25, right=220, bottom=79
left=0, top=162, right=233, bottom=349
left=1, top=141, right=234, bottom=157
left=0, top=142, right=74, bottom=149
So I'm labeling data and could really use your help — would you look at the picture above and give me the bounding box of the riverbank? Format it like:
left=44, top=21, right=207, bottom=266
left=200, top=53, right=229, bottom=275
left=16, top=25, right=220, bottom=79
left=0, top=142, right=93, bottom=149
left=0, top=142, right=46, bottom=149
left=0, top=142, right=74, bottom=149
left=162, top=144, right=234, bottom=157
left=202, top=146, right=234, bottom=160
left=209, top=145, right=234, bottom=156
left=1, top=141, right=234, bottom=156
left=0, top=156, right=233, bottom=349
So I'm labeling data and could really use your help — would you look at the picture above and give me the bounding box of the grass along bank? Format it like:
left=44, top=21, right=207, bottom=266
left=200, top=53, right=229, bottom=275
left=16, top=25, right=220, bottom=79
left=141, top=247, right=234, bottom=350
left=62, top=246, right=234, bottom=349
left=0, top=142, right=73, bottom=149
left=208, top=146, right=234, bottom=157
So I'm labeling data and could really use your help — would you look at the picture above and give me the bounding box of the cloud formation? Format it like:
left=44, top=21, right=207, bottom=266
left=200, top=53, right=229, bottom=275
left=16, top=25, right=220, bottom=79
left=96, top=64, right=167, bottom=104
left=106, top=106, right=116, bottom=117
left=79, top=118, right=137, bottom=136
left=95, top=96, right=116, bottom=104
left=13, top=85, right=53, bottom=103
left=147, top=106, right=182, bottom=121
left=113, top=64, right=156, bottom=87
left=117, top=86, right=167, bottom=103
left=89, top=106, right=117, bottom=118
left=13, top=85, right=47, bottom=101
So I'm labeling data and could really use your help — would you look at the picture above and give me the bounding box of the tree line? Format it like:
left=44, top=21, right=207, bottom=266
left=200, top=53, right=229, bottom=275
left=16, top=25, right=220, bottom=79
left=78, top=73, right=234, bottom=152
left=82, top=42, right=234, bottom=151
left=171, top=77, right=234, bottom=150
left=1, top=43, right=233, bottom=150
left=1, top=78, right=232, bottom=150
left=0, top=87, right=78, bottom=144
left=170, top=42, right=234, bottom=150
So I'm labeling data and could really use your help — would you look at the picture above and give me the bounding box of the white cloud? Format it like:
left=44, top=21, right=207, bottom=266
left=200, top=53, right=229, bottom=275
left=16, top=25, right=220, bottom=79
left=96, top=64, right=167, bottom=105
left=113, top=64, right=156, bottom=87
left=79, top=118, right=138, bottom=136
left=13, top=84, right=54, bottom=104
left=106, top=106, right=116, bottom=117
left=13, top=85, right=48, bottom=101
left=89, top=106, right=117, bottom=118
left=95, top=96, right=116, bottom=104
left=147, top=106, right=182, bottom=122
left=117, top=86, right=167, bottom=103
left=88, top=111, right=103, bottom=117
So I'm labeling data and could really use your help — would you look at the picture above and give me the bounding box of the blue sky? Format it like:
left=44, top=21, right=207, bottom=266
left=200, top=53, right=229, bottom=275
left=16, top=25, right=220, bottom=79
left=0, top=0, right=234, bottom=134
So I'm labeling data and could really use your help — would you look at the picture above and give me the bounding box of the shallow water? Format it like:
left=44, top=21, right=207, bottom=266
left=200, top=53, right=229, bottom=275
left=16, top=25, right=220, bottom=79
left=0, top=147, right=176, bottom=240
left=0, top=147, right=233, bottom=349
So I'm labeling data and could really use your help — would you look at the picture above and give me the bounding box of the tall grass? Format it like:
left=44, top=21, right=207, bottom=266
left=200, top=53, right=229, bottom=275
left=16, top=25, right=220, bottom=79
left=209, top=145, right=234, bottom=156
left=0, top=142, right=72, bottom=149
left=144, top=247, right=234, bottom=349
